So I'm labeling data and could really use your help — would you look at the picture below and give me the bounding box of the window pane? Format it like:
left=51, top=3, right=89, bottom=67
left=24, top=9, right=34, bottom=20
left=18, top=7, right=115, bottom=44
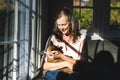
left=110, top=0, right=120, bottom=29
left=73, top=0, right=93, bottom=29
left=110, top=0, right=120, bottom=7
left=73, top=8, right=93, bottom=29
left=110, top=9, right=120, bottom=29
left=83, top=0, right=93, bottom=7
left=73, top=0, right=93, bottom=7
left=81, top=8, right=93, bottom=29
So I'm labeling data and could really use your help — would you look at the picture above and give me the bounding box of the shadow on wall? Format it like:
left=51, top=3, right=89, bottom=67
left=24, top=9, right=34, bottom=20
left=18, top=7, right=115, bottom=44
left=93, top=50, right=114, bottom=65
left=74, top=39, right=120, bottom=80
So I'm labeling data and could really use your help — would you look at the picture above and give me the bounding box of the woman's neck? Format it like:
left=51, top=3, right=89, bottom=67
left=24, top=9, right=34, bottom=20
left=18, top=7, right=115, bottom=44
left=62, top=34, right=72, bottom=42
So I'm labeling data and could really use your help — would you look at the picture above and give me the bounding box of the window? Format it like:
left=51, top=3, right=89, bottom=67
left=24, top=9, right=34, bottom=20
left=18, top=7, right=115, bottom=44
left=0, top=0, right=38, bottom=79
left=73, top=0, right=93, bottom=29
left=110, top=0, right=120, bottom=30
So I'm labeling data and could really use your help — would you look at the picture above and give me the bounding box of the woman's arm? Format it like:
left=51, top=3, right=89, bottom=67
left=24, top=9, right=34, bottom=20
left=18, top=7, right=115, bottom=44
left=43, top=51, right=74, bottom=71
left=43, top=61, right=73, bottom=71
left=54, top=52, right=77, bottom=64
left=60, top=53, right=77, bottom=64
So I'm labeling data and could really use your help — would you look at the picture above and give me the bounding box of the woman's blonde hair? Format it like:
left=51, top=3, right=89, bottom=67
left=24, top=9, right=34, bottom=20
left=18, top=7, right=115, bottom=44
left=53, top=8, right=81, bottom=43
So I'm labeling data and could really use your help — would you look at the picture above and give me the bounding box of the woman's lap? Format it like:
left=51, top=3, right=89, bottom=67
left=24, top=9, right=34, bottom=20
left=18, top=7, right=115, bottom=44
left=45, top=70, right=61, bottom=80
left=67, top=72, right=81, bottom=80
left=45, top=70, right=81, bottom=80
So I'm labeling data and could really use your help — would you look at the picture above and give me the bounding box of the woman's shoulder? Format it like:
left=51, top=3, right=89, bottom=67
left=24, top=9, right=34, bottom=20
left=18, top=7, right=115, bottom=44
left=49, top=34, right=58, bottom=42
left=75, top=34, right=86, bottom=43
left=78, top=34, right=86, bottom=41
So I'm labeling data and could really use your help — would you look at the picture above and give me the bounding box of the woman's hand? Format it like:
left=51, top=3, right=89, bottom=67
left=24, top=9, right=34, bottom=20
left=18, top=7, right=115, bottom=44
left=64, top=61, right=74, bottom=70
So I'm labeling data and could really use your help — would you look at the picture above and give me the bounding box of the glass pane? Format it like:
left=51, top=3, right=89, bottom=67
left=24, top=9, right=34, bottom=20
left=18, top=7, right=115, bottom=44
left=0, top=0, right=15, bottom=79
left=83, top=0, right=93, bottom=6
left=110, top=9, right=120, bottom=29
left=110, top=0, right=120, bottom=7
left=110, top=0, right=120, bottom=29
left=73, top=0, right=80, bottom=6
left=73, top=8, right=93, bottom=29
left=73, top=0, right=93, bottom=29
left=73, top=0, right=93, bottom=7
left=0, top=0, right=15, bottom=41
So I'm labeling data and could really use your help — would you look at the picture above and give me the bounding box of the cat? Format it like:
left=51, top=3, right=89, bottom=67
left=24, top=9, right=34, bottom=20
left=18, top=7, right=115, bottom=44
left=46, top=45, right=73, bottom=74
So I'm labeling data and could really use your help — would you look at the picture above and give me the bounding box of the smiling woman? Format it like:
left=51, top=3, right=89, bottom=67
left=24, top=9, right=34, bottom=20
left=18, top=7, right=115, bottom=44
left=42, top=8, right=88, bottom=80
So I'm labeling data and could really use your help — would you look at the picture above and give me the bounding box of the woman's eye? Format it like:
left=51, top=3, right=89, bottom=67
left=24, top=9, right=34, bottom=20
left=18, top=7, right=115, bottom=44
left=57, top=23, right=67, bottom=26
left=62, top=24, right=66, bottom=26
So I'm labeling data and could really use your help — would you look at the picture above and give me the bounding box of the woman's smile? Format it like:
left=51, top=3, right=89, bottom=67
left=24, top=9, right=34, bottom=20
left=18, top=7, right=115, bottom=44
left=61, top=27, right=69, bottom=34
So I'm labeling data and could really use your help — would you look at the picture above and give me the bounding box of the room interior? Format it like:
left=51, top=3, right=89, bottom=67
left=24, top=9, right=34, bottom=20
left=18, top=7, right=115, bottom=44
left=0, top=0, right=120, bottom=80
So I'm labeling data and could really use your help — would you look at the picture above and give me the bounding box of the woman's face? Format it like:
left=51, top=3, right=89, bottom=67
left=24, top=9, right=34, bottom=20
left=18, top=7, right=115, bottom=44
left=56, top=15, right=70, bottom=35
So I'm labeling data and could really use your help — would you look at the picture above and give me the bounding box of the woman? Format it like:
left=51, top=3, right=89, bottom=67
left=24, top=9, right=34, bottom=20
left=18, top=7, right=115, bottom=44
left=43, top=8, right=88, bottom=80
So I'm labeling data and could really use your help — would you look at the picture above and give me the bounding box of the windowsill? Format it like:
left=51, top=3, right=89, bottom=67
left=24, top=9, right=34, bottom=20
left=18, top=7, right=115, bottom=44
left=80, top=29, right=120, bottom=41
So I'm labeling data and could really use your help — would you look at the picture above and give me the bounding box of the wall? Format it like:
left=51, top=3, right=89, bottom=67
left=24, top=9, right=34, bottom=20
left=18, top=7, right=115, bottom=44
left=88, top=39, right=119, bottom=63
left=48, top=0, right=73, bottom=34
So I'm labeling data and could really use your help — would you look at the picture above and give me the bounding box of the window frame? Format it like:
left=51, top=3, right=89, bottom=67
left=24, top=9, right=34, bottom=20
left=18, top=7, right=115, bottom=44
left=72, top=0, right=94, bottom=38
left=106, top=0, right=120, bottom=40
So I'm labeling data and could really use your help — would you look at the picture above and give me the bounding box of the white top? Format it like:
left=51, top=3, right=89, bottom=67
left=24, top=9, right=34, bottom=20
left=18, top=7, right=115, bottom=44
left=50, top=35, right=86, bottom=60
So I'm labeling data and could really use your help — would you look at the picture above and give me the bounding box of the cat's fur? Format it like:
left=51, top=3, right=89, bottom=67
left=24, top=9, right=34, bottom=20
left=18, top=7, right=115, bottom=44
left=47, top=45, right=73, bottom=74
